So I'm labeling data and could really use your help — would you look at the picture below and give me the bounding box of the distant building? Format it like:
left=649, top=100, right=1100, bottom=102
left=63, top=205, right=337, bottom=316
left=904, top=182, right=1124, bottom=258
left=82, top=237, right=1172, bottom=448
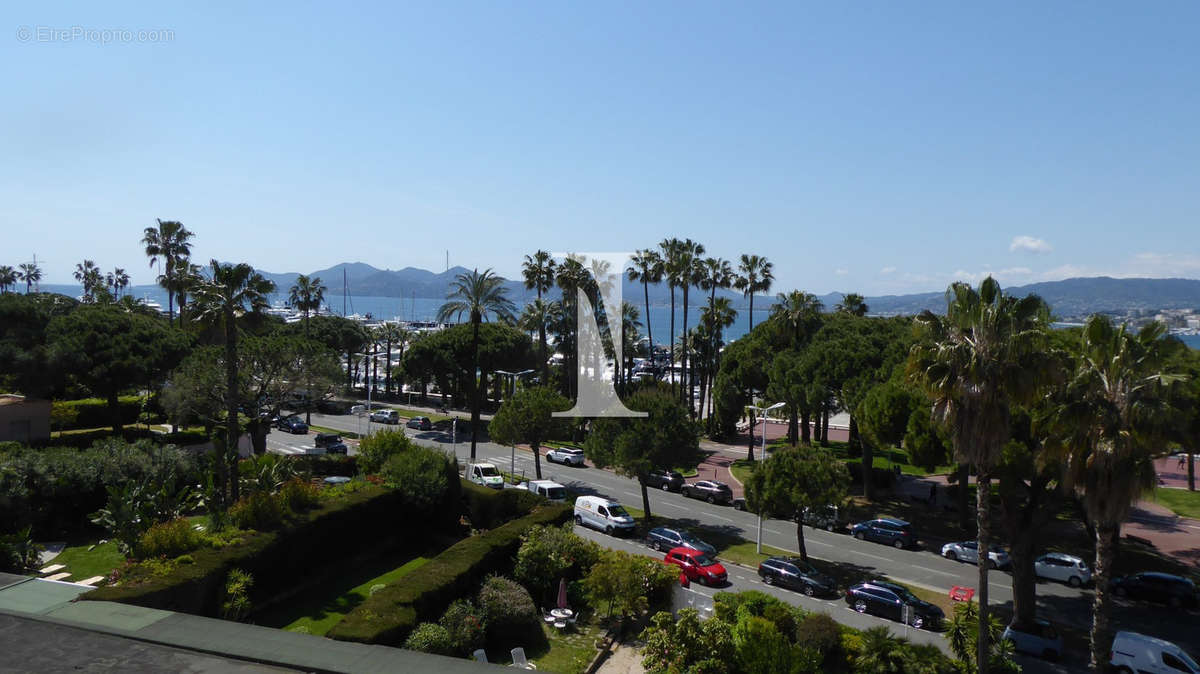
left=0, top=394, right=51, bottom=444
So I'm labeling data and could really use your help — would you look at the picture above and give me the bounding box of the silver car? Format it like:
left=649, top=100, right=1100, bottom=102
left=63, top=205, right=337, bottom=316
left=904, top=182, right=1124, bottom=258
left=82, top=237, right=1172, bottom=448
left=1034, top=552, right=1091, bottom=587
left=546, top=446, right=586, bottom=466
left=941, top=541, right=1010, bottom=569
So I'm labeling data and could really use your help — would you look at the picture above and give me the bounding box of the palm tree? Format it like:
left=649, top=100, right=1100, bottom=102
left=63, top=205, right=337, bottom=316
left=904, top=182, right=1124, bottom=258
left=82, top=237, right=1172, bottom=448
left=378, top=323, right=409, bottom=396
left=626, top=250, right=663, bottom=360
left=771, top=290, right=824, bottom=347
left=0, top=266, right=18, bottom=293
left=288, top=274, right=327, bottom=336
left=191, top=260, right=276, bottom=507
left=908, top=277, right=1049, bottom=674
left=107, top=267, right=130, bottom=299
left=556, top=256, right=590, bottom=399
left=523, top=251, right=557, bottom=380
left=437, top=268, right=516, bottom=462
left=734, top=254, right=773, bottom=332
left=700, top=296, right=737, bottom=421
left=836, top=292, right=868, bottom=316
left=141, top=218, right=194, bottom=325
left=677, top=240, right=706, bottom=417
left=174, top=262, right=203, bottom=324
left=659, top=239, right=683, bottom=395
left=854, top=626, right=908, bottom=674
left=1050, top=317, right=1181, bottom=669
left=18, top=262, right=42, bottom=294
left=74, top=260, right=104, bottom=302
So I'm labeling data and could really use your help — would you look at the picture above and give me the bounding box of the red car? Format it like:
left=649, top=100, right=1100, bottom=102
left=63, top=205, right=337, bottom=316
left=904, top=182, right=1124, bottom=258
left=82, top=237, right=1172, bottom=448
left=664, top=547, right=728, bottom=586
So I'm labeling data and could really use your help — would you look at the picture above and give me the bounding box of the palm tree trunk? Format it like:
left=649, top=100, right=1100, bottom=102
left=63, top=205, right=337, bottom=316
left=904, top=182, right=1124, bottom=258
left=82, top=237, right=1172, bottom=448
left=800, top=408, right=811, bottom=444
left=643, top=279, right=652, bottom=360
left=470, top=317, right=481, bottom=462
left=224, top=310, right=240, bottom=505
left=668, top=286, right=676, bottom=397
left=1010, top=533, right=1038, bottom=626
left=533, top=440, right=542, bottom=480
left=683, top=285, right=693, bottom=417
left=788, top=408, right=798, bottom=445
left=861, top=424, right=875, bottom=501
left=640, top=475, right=652, bottom=521
left=748, top=294, right=755, bottom=332
left=1089, top=523, right=1119, bottom=671
left=385, top=339, right=393, bottom=395
left=975, top=472, right=992, bottom=674
left=957, top=464, right=971, bottom=532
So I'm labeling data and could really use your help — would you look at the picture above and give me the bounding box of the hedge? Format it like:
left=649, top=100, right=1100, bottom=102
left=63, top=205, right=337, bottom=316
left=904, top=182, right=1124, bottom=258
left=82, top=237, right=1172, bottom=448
left=284, top=454, right=358, bottom=477
left=461, top=480, right=543, bottom=530
left=43, top=428, right=209, bottom=450
left=54, top=397, right=150, bottom=431
left=83, top=484, right=423, bottom=616
left=327, top=503, right=572, bottom=646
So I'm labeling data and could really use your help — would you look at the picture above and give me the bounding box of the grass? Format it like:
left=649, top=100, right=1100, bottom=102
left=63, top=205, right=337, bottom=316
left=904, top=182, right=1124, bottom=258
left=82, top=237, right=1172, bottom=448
left=255, top=554, right=431, bottom=636
left=309, top=424, right=361, bottom=439
left=524, top=620, right=606, bottom=673
left=49, top=539, right=124, bottom=582
left=1148, top=487, right=1200, bottom=520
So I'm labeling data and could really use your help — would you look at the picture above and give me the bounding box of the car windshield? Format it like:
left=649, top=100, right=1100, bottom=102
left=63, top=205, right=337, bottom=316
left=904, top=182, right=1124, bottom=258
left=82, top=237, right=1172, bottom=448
left=693, top=554, right=716, bottom=566
left=479, top=466, right=499, bottom=477
left=679, top=532, right=703, bottom=545
left=545, top=488, right=565, bottom=500
left=1177, top=648, right=1198, bottom=672
left=608, top=505, right=629, bottom=518
left=891, top=587, right=920, bottom=604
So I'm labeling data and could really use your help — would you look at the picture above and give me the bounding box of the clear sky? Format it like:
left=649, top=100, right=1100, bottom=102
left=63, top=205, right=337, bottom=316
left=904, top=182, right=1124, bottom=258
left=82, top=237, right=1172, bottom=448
left=3, top=1, right=1198, bottom=294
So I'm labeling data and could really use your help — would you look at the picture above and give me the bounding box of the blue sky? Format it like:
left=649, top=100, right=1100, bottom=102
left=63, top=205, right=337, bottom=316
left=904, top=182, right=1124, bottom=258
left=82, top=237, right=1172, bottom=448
left=3, top=1, right=1198, bottom=294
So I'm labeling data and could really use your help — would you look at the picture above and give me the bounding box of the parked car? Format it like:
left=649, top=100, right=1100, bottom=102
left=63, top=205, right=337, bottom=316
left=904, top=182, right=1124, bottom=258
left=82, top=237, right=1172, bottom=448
left=681, top=480, right=734, bottom=505
left=732, top=497, right=748, bottom=511
left=546, top=446, right=586, bottom=466
left=646, top=527, right=716, bottom=556
left=758, top=556, right=836, bottom=597
left=468, top=463, right=504, bottom=489
left=1110, top=631, right=1198, bottom=674
left=275, top=415, right=308, bottom=434
left=1111, top=572, right=1198, bottom=609
left=1002, top=619, right=1063, bottom=661
left=313, top=432, right=348, bottom=455
left=370, top=409, right=399, bottom=424
left=844, top=580, right=943, bottom=630
left=1034, top=552, right=1091, bottom=588
left=850, top=519, right=918, bottom=549
left=802, top=505, right=847, bottom=532
left=941, top=541, right=1011, bottom=569
left=405, top=416, right=432, bottom=430
left=644, top=469, right=685, bottom=492
left=574, top=495, right=635, bottom=535
left=664, top=547, right=728, bottom=586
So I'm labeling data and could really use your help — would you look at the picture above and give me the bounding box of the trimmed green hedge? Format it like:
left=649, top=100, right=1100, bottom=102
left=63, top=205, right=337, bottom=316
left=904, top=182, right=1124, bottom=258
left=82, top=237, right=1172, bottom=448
left=83, top=484, right=421, bottom=616
left=461, top=480, right=542, bottom=529
left=327, top=503, right=571, bottom=646
left=55, top=397, right=149, bottom=430
left=285, top=454, right=358, bottom=477
left=41, top=428, right=209, bottom=450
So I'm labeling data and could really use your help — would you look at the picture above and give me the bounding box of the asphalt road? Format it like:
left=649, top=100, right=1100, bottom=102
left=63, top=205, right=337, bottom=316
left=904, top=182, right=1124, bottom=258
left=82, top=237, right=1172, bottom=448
left=282, top=411, right=1197, bottom=670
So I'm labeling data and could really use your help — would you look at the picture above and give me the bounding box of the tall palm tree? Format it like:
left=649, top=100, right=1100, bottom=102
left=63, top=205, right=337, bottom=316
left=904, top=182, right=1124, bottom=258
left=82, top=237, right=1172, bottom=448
left=0, top=266, right=18, bottom=293
left=677, top=240, right=706, bottom=416
left=1050, top=317, right=1181, bottom=669
left=107, top=267, right=130, bottom=299
left=191, top=260, right=276, bottom=508
left=288, top=274, right=327, bottom=336
left=18, top=262, right=42, bottom=294
left=523, top=251, right=557, bottom=381
left=555, top=256, right=590, bottom=399
left=437, top=268, right=516, bottom=462
left=74, top=260, right=104, bottom=302
left=734, top=254, right=773, bottom=332
left=626, top=250, right=663, bottom=360
left=659, top=239, right=683, bottom=395
left=908, top=277, right=1049, bottom=674
left=836, top=292, right=868, bottom=316
left=618, top=301, right=643, bottom=391
left=174, top=262, right=203, bottom=325
left=141, top=218, right=194, bottom=326
left=700, top=296, right=737, bottom=421
left=377, top=323, right=409, bottom=396
left=771, top=290, right=824, bottom=347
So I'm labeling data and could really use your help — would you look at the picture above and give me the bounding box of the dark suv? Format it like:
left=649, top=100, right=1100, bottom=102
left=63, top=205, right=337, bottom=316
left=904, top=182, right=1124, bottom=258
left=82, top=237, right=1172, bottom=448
left=1111, top=572, right=1198, bottom=609
left=682, top=480, right=734, bottom=505
left=758, top=556, right=836, bottom=597
left=850, top=518, right=917, bottom=549
left=275, top=415, right=309, bottom=434
left=314, top=432, right=348, bottom=455
left=645, top=526, right=716, bottom=556
left=845, top=580, right=944, bottom=630
left=645, top=469, right=685, bottom=492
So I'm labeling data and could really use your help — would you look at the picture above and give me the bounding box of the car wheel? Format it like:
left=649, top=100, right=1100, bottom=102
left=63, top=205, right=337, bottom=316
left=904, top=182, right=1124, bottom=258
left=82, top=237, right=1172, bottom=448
left=855, top=532, right=866, bottom=541
left=661, top=483, right=670, bottom=491
left=893, top=539, right=905, bottom=549
left=910, top=614, right=925, bottom=630
left=707, top=495, right=715, bottom=504
left=804, top=584, right=815, bottom=597
left=605, top=525, right=613, bottom=535
left=946, top=550, right=958, bottom=561
left=1068, top=576, right=1082, bottom=588
left=854, top=599, right=867, bottom=613
left=1114, top=667, right=1133, bottom=674
left=547, top=455, right=556, bottom=464
left=762, top=574, right=774, bottom=586
left=574, top=515, right=583, bottom=525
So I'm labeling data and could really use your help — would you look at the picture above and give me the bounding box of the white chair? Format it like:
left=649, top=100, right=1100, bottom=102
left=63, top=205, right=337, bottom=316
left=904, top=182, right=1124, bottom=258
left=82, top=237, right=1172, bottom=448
left=473, top=649, right=488, bottom=663
left=510, top=647, right=536, bottom=669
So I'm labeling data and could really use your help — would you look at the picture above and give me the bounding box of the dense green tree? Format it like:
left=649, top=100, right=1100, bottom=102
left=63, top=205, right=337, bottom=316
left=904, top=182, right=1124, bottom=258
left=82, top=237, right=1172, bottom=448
left=641, top=608, right=736, bottom=674
left=584, top=548, right=676, bottom=622
left=513, top=524, right=602, bottom=607
left=744, top=445, right=850, bottom=561
left=858, top=380, right=919, bottom=499
left=733, top=614, right=792, bottom=674
left=140, top=218, right=194, bottom=325
left=437, top=268, right=516, bottom=462
left=909, top=277, right=1050, bottom=674
left=0, top=292, right=76, bottom=396
left=835, top=292, right=868, bottom=317
left=488, top=386, right=570, bottom=480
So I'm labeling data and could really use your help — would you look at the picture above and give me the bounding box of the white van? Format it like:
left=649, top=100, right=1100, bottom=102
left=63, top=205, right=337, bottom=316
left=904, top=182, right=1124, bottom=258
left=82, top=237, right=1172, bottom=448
left=574, top=495, right=635, bottom=535
left=1110, top=631, right=1198, bottom=674
left=522, top=480, right=566, bottom=503
left=468, top=463, right=504, bottom=489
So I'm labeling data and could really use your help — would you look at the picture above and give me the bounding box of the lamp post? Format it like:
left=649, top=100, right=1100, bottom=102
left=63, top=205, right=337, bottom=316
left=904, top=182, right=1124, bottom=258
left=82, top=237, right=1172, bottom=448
left=494, top=369, right=535, bottom=477
left=745, top=401, right=785, bottom=553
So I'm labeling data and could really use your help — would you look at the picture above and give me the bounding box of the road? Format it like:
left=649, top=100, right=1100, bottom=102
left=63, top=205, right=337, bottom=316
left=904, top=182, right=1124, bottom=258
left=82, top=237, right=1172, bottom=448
left=280, top=411, right=1197, bottom=670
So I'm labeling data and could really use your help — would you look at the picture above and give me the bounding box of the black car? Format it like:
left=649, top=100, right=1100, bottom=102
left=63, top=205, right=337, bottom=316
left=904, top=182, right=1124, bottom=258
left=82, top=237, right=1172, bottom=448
left=845, top=580, right=944, bottom=630
left=275, top=415, right=309, bottom=434
left=850, top=518, right=918, bottom=549
left=313, top=432, right=348, bottom=455
left=1111, top=572, right=1198, bottom=609
left=645, top=469, right=685, bottom=492
left=645, top=526, right=717, bottom=556
left=681, top=480, right=734, bottom=505
left=758, top=556, right=836, bottom=597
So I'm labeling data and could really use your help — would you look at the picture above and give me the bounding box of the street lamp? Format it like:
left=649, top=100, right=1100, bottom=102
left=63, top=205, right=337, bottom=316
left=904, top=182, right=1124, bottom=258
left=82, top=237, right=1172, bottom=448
left=494, top=369, right=535, bottom=477
left=745, top=401, right=784, bottom=553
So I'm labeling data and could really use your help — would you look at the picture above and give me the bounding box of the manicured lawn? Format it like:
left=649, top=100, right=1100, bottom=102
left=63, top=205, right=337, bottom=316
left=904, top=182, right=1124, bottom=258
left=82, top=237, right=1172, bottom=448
left=737, top=442, right=953, bottom=478
left=255, top=554, right=431, bottom=636
left=50, top=540, right=124, bottom=582
left=1149, top=487, right=1200, bottom=520
left=309, top=424, right=361, bottom=439
left=525, top=620, right=606, bottom=673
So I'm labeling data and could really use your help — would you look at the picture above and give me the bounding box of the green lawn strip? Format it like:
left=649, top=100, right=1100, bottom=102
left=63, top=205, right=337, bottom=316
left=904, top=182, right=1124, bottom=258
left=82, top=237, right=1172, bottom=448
left=50, top=540, right=124, bottom=582
left=520, top=620, right=606, bottom=673
left=1148, top=487, right=1200, bottom=520
left=256, top=555, right=431, bottom=636
left=309, top=424, right=361, bottom=439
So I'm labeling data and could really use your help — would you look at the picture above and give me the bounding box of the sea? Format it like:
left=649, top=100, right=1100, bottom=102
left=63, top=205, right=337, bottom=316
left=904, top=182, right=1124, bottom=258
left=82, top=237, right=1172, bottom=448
left=36, top=284, right=1200, bottom=350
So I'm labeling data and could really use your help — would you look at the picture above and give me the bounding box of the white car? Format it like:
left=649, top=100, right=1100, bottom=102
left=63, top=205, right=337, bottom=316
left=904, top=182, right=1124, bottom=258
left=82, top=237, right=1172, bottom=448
left=1034, top=552, right=1091, bottom=587
left=369, top=409, right=399, bottom=424
left=546, top=447, right=586, bottom=466
left=1110, top=631, right=1198, bottom=674
left=941, top=541, right=1010, bottom=569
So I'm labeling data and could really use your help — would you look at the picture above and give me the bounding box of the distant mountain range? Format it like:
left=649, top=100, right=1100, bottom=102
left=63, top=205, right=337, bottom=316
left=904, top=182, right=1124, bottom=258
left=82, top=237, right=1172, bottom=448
left=248, top=263, right=1200, bottom=318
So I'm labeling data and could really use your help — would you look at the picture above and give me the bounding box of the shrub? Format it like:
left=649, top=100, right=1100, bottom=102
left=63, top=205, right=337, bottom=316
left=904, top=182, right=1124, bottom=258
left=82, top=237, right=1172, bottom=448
left=54, top=396, right=146, bottom=430
left=357, top=430, right=415, bottom=475
left=439, top=599, right=487, bottom=656
left=795, top=612, right=843, bottom=663
left=278, top=479, right=320, bottom=513
left=404, top=623, right=454, bottom=655
left=477, top=576, right=544, bottom=651
left=136, top=518, right=204, bottom=559
left=584, top=548, right=677, bottom=621
left=221, top=569, right=254, bottom=622
left=0, top=526, right=44, bottom=573
left=229, top=491, right=286, bottom=531
left=382, top=446, right=459, bottom=513
left=513, top=524, right=602, bottom=605
left=462, top=480, right=541, bottom=530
